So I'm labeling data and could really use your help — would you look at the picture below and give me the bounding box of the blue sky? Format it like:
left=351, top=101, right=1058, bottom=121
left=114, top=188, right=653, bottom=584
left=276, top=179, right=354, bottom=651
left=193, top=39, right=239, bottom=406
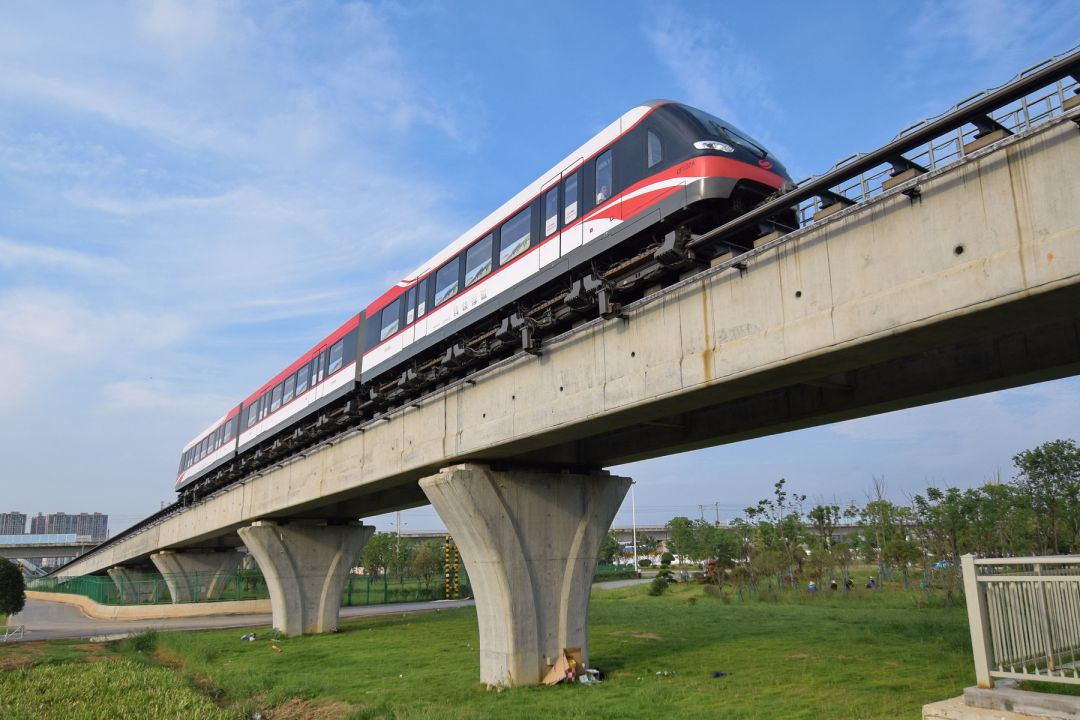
left=1, top=1, right=1078, bottom=534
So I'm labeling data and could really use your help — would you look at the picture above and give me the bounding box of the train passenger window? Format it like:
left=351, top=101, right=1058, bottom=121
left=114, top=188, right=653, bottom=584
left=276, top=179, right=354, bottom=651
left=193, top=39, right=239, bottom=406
left=416, top=278, right=428, bottom=318
left=283, top=375, right=296, bottom=404
left=405, top=288, right=416, bottom=325
left=380, top=298, right=401, bottom=341
left=434, top=259, right=459, bottom=306
left=647, top=131, right=662, bottom=168
left=500, top=207, right=532, bottom=265
left=564, top=172, right=579, bottom=224
left=296, top=365, right=309, bottom=396
left=595, top=150, right=613, bottom=204
left=270, top=384, right=283, bottom=413
left=465, top=234, right=493, bottom=288
left=543, top=186, right=559, bottom=237
left=246, top=405, right=256, bottom=428
left=224, top=419, right=235, bottom=439
left=328, top=339, right=344, bottom=374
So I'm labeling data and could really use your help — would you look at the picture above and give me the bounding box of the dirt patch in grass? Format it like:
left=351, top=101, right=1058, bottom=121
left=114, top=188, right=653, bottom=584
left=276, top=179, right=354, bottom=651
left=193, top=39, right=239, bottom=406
left=268, top=697, right=354, bottom=720
left=609, top=630, right=664, bottom=641
left=786, top=652, right=815, bottom=660
left=0, top=643, right=43, bottom=670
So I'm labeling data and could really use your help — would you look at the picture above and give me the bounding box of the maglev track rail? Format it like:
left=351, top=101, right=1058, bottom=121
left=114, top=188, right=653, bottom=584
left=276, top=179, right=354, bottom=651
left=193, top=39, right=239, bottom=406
left=56, top=46, right=1080, bottom=576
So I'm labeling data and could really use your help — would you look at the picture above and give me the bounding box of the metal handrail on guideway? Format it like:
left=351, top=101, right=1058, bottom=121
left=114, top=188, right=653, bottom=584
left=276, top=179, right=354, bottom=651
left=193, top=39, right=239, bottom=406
left=57, top=45, right=1080, bottom=577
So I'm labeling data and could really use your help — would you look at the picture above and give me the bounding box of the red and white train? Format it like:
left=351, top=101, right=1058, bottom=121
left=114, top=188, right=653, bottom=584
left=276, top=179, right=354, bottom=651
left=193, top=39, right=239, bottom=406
left=176, top=101, right=792, bottom=494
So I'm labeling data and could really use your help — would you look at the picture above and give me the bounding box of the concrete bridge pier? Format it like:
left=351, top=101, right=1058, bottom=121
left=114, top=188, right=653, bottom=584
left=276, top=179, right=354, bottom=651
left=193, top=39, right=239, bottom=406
left=238, top=519, right=373, bottom=636
left=149, top=549, right=244, bottom=603
left=107, top=566, right=162, bottom=603
left=420, top=463, right=631, bottom=687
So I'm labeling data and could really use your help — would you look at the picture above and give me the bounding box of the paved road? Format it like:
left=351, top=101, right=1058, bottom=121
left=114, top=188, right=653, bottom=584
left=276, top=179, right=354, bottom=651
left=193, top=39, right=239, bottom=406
left=4, top=597, right=476, bottom=643
left=1, top=578, right=648, bottom=644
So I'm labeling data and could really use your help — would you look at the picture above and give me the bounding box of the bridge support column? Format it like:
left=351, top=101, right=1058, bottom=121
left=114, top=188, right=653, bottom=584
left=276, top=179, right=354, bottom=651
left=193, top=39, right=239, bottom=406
left=149, top=549, right=243, bottom=603
left=107, top=566, right=160, bottom=604
left=238, top=520, right=372, bottom=636
left=420, top=463, right=631, bottom=687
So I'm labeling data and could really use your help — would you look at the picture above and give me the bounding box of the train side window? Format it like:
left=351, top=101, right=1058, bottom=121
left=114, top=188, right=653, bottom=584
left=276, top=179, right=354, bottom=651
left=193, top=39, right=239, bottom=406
left=283, top=375, right=296, bottom=404
left=465, top=234, right=493, bottom=288
left=328, top=339, right=344, bottom=374
left=434, top=258, right=459, bottom=306
left=416, top=278, right=429, bottom=317
left=270, top=383, right=283, bottom=413
left=246, top=404, right=256, bottom=428
left=563, top=172, right=579, bottom=224
left=405, top=287, right=416, bottom=325
left=380, top=298, right=401, bottom=341
left=647, top=130, right=662, bottom=168
left=224, top=419, right=235, bottom=439
left=595, top=150, right=613, bottom=204
left=296, top=365, right=309, bottom=396
left=543, top=185, right=559, bottom=237
left=500, top=207, right=532, bottom=265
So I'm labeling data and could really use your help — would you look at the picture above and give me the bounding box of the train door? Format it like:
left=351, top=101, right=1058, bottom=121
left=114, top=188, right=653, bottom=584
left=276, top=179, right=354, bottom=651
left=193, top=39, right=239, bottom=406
left=312, top=343, right=329, bottom=400
left=559, top=158, right=584, bottom=256
left=538, top=173, right=561, bottom=267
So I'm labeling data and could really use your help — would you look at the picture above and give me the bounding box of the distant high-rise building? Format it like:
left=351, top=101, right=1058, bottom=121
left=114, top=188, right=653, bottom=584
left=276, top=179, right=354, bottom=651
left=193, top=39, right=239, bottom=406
left=42, top=512, right=109, bottom=540
left=0, top=512, right=27, bottom=535
left=29, top=513, right=46, bottom=535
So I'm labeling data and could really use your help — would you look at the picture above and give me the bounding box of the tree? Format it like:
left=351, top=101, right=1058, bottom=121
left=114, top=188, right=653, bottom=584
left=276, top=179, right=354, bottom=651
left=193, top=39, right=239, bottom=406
left=745, top=478, right=806, bottom=588
left=361, top=532, right=397, bottom=579
left=1012, top=439, right=1080, bottom=553
left=0, top=558, right=25, bottom=617
left=598, top=532, right=621, bottom=565
left=412, top=542, right=443, bottom=590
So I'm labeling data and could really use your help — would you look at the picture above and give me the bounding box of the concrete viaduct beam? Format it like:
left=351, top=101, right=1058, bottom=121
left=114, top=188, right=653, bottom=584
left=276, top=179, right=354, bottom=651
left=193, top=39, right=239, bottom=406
left=237, top=520, right=372, bottom=636
left=421, top=464, right=630, bottom=687
left=149, top=549, right=243, bottom=603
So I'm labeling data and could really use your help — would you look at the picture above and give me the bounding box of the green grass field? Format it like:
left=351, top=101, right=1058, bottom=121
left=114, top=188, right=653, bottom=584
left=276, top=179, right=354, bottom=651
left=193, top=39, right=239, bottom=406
left=0, top=582, right=974, bottom=719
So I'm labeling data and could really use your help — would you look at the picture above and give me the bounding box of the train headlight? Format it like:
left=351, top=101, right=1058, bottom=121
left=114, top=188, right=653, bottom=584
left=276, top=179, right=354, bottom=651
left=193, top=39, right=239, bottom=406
left=694, top=140, right=735, bottom=153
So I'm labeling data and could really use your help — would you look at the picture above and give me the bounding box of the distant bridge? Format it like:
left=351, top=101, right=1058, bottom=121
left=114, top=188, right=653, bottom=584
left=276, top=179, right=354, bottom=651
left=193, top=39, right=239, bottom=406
left=0, top=534, right=98, bottom=560
left=48, top=50, right=1080, bottom=686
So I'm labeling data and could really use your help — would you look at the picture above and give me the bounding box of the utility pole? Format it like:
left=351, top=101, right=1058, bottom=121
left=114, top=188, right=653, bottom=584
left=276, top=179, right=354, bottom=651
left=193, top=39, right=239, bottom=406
left=699, top=504, right=706, bottom=522
left=631, top=482, right=638, bottom=574
left=714, top=502, right=720, bottom=526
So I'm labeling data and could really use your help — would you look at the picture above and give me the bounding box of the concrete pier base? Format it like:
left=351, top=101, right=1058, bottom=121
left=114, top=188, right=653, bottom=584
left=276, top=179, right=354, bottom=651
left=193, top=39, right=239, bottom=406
left=149, top=549, right=243, bottom=603
left=420, top=463, right=631, bottom=687
left=107, top=566, right=159, bottom=603
left=237, top=520, right=372, bottom=636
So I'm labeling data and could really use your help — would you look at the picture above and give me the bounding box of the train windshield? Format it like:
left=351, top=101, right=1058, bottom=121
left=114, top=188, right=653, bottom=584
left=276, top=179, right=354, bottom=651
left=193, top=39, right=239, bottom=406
left=681, top=106, right=771, bottom=159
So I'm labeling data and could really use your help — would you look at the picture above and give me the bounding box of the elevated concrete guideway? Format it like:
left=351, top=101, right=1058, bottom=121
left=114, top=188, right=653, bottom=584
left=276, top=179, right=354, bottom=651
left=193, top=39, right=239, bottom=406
left=52, top=105, right=1080, bottom=685
left=60, top=109, right=1080, bottom=579
left=0, top=541, right=97, bottom=560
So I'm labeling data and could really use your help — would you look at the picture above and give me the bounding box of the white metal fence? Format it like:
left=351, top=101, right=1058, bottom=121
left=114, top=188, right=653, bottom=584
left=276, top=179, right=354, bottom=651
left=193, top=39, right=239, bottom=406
left=962, top=554, right=1080, bottom=688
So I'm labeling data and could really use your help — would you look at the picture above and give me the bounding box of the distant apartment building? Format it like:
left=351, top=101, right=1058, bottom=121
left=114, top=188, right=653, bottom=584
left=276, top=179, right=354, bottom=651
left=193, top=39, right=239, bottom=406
left=39, top=512, right=109, bottom=540
left=29, top=513, right=46, bottom=534
left=0, top=512, right=27, bottom=535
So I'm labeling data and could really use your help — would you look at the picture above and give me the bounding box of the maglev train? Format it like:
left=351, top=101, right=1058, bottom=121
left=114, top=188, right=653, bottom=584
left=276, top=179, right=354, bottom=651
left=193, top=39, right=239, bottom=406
left=175, top=100, right=793, bottom=495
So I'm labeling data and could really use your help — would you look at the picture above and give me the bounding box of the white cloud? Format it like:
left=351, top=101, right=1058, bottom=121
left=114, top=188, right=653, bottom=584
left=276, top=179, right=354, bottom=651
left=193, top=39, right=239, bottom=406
left=0, top=236, right=119, bottom=274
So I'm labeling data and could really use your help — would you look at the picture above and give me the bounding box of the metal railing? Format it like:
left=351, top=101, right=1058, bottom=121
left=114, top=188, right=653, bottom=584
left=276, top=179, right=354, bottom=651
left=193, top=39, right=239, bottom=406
left=1, top=624, right=25, bottom=642
left=962, top=554, right=1080, bottom=688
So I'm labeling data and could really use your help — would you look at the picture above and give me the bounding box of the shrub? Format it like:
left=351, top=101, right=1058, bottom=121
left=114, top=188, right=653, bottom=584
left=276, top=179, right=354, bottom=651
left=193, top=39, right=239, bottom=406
left=638, top=559, right=652, bottom=568
left=660, top=552, right=674, bottom=566
left=121, top=629, right=158, bottom=654
left=0, top=558, right=25, bottom=617
left=647, top=577, right=670, bottom=596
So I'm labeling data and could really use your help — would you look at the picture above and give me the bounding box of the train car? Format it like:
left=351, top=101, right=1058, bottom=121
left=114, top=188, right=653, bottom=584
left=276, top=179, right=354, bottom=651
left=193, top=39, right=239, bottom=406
left=175, top=314, right=364, bottom=493
left=175, top=405, right=241, bottom=491
left=176, top=100, right=791, bottom=496
left=359, top=100, right=791, bottom=386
